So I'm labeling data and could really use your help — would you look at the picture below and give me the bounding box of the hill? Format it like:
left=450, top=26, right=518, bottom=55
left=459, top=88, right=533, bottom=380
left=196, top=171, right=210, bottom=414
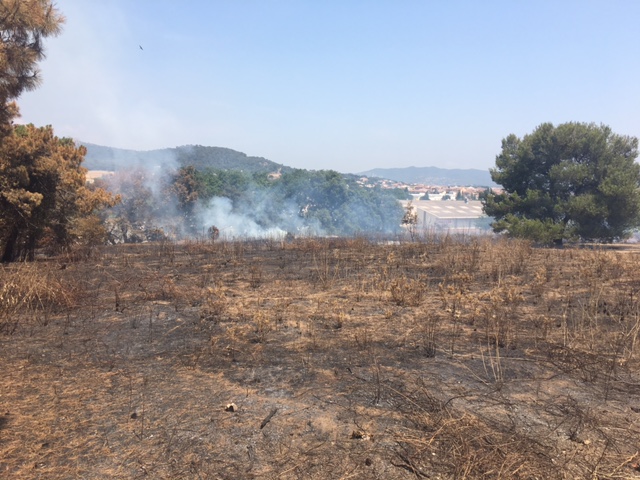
left=81, top=143, right=497, bottom=187
left=80, top=142, right=289, bottom=174
left=359, top=166, right=497, bottom=187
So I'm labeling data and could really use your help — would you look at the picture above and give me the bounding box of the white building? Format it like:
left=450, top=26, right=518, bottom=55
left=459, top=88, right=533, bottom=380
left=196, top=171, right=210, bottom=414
left=402, top=200, right=491, bottom=233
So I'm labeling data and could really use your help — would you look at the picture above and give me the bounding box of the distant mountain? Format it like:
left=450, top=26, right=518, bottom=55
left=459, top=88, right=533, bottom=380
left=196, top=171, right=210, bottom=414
left=80, top=142, right=290, bottom=174
left=359, top=166, right=497, bottom=187
left=80, top=142, right=496, bottom=187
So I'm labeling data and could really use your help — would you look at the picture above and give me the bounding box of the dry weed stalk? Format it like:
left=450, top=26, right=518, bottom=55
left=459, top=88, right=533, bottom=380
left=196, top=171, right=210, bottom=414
left=311, top=246, right=342, bottom=289
left=420, top=309, right=442, bottom=358
left=480, top=284, right=523, bottom=351
left=438, top=279, right=469, bottom=354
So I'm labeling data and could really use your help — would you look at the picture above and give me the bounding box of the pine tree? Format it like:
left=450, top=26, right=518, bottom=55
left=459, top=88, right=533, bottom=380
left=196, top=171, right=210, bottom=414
left=0, top=125, right=117, bottom=261
left=0, top=1, right=118, bottom=261
left=0, top=0, right=64, bottom=130
left=484, top=122, right=640, bottom=243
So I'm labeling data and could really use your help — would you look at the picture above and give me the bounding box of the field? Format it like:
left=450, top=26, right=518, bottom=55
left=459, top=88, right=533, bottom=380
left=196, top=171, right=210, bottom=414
left=2, top=235, right=640, bottom=479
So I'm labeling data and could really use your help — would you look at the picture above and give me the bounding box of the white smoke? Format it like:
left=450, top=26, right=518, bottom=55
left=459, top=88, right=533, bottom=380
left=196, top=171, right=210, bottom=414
left=196, top=192, right=325, bottom=240
left=197, top=197, right=287, bottom=239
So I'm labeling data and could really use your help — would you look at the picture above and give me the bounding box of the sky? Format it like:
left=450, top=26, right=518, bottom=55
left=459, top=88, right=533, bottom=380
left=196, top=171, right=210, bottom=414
left=18, top=0, right=640, bottom=174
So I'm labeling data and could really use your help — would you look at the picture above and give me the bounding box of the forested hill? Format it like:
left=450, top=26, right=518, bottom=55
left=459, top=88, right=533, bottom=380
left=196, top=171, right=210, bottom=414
left=359, top=166, right=496, bottom=187
left=81, top=143, right=290, bottom=174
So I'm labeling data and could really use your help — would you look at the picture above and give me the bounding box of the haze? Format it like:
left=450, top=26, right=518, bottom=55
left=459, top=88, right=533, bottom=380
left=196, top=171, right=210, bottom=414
left=17, top=0, right=640, bottom=174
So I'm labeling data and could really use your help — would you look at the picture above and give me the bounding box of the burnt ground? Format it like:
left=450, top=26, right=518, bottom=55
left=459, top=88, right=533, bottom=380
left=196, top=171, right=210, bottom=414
left=2, top=236, right=640, bottom=479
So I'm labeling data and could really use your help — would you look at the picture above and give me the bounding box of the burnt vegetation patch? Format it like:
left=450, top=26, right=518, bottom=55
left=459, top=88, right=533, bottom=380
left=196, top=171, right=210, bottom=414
left=3, top=236, right=640, bottom=478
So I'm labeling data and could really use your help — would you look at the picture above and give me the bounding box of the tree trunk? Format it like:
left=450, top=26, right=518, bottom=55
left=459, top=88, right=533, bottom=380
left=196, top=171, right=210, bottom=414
left=1, top=227, right=20, bottom=262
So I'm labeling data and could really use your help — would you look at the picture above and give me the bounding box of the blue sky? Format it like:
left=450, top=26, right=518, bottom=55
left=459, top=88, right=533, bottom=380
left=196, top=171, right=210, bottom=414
left=18, top=0, right=640, bottom=173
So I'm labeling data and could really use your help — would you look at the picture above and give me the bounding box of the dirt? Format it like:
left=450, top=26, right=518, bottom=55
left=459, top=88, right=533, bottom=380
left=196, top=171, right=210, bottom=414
left=2, top=237, right=640, bottom=479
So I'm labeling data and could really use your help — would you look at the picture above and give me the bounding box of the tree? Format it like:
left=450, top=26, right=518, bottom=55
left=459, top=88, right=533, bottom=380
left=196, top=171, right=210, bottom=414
left=402, top=200, right=418, bottom=239
left=0, top=0, right=64, bottom=130
left=96, top=169, right=160, bottom=243
left=171, top=166, right=202, bottom=223
left=0, top=2, right=118, bottom=260
left=0, top=125, right=117, bottom=261
left=483, top=122, right=640, bottom=243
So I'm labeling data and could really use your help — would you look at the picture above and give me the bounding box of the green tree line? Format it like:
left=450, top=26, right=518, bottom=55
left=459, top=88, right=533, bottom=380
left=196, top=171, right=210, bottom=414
left=101, top=166, right=407, bottom=242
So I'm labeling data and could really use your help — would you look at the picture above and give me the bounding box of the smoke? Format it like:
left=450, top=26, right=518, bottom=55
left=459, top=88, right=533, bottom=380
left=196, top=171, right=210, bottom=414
left=99, top=165, right=324, bottom=243
left=81, top=143, right=180, bottom=173
left=195, top=180, right=327, bottom=240
left=95, top=144, right=404, bottom=244
left=196, top=197, right=285, bottom=239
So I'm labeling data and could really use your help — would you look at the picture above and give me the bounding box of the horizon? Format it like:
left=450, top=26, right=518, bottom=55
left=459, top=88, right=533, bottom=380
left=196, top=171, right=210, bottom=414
left=17, top=0, right=640, bottom=174
left=80, top=141, right=495, bottom=175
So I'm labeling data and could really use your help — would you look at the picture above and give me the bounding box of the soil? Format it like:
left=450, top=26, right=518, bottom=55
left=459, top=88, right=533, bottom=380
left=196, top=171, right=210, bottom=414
left=2, top=236, right=640, bottom=479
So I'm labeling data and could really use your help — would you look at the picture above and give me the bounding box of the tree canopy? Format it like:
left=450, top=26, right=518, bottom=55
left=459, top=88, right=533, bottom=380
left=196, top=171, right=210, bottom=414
left=483, top=122, right=640, bottom=243
left=0, top=125, right=117, bottom=261
left=0, top=0, right=64, bottom=129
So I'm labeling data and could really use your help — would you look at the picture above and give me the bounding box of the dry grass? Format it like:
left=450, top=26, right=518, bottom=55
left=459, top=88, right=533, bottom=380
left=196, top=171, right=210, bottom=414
left=0, top=261, right=80, bottom=334
left=2, top=236, right=640, bottom=478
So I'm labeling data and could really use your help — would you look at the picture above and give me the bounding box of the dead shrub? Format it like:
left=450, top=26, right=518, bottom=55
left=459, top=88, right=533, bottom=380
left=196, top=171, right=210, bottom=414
left=0, top=263, right=78, bottom=334
left=388, top=277, right=425, bottom=307
left=199, top=286, right=228, bottom=323
left=248, top=264, right=263, bottom=289
left=311, top=248, right=342, bottom=288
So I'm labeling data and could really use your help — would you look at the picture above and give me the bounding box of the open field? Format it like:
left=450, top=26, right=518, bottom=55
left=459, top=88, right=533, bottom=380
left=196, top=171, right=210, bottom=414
left=3, top=236, right=640, bottom=479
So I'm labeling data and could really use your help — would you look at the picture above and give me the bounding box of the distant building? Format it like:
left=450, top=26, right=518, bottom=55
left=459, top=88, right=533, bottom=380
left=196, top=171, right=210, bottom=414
left=402, top=200, right=492, bottom=233
left=86, top=170, right=114, bottom=184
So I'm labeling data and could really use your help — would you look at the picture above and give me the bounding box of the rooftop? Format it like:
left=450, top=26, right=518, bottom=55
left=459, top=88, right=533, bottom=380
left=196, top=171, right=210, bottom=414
left=406, top=200, right=486, bottom=219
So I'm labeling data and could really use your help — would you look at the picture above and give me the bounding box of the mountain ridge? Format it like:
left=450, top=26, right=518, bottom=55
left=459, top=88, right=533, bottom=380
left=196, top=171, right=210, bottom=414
left=80, top=142, right=497, bottom=186
left=79, top=142, right=289, bottom=174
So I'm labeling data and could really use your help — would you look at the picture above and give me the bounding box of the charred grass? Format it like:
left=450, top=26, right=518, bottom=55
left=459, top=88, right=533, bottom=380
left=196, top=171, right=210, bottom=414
left=3, top=236, right=640, bottom=478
